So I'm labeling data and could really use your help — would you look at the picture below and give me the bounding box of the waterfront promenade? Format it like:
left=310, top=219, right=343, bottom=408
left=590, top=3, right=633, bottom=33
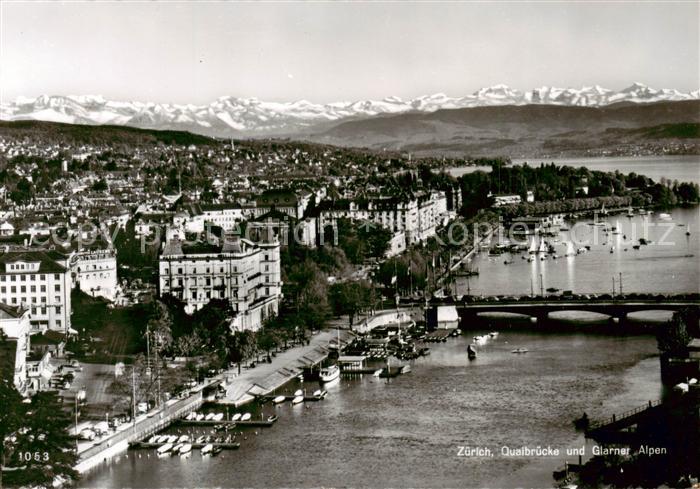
left=223, top=327, right=355, bottom=405
left=72, top=325, right=355, bottom=473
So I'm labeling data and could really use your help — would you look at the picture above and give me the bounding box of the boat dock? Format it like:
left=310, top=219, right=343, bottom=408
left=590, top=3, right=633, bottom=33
left=260, top=394, right=327, bottom=403
left=424, top=329, right=454, bottom=342
left=341, top=367, right=382, bottom=375
left=177, top=418, right=277, bottom=427
left=130, top=442, right=241, bottom=450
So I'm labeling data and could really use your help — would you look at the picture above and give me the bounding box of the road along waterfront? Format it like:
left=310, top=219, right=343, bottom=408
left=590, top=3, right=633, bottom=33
left=78, top=324, right=663, bottom=488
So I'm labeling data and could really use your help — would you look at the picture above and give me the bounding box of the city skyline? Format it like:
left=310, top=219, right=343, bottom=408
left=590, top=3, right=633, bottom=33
left=1, top=1, right=698, bottom=105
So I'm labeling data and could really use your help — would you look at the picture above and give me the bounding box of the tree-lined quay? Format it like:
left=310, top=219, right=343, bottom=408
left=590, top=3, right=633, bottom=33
left=0, top=122, right=698, bottom=488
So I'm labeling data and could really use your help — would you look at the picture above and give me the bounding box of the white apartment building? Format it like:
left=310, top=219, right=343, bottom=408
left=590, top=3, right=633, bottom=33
left=158, top=233, right=282, bottom=331
left=319, top=191, right=449, bottom=247
left=0, top=251, right=72, bottom=334
left=0, top=303, right=31, bottom=395
left=70, top=248, right=119, bottom=301
left=184, top=204, right=256, bottom=233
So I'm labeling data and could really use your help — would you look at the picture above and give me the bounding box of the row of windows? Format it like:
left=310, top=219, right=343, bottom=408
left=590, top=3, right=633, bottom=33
left=0, top=274, right=61, bottom=282
left=0, top=284, right=60, bottom=293
left=2, top=296, right=63, bottom=311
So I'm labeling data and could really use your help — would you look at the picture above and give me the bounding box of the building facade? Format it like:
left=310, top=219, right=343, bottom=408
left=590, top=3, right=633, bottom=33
left=70, top=248, right=119, bottom=301
left=158, top=233, right=282, bottom=331
left=0, top=251, right=72, bottom=334
left=0, top=303, right=31, bottom=394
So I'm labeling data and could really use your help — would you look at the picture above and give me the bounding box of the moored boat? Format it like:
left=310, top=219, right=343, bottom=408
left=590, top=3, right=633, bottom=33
left=319, top=364, right=341, bottom=383
left=293, top=389, right=303, bottom=397
left=511, top=348, right=529, bottom=354
left=201, top=443, right=214, bottom=455
left=273, top=395, right=286, bottom=404
left=205, top=413, right=215, bottom=421
left=240, top=413, right=252, bottom=421
left=157, top=443, right=173, bottom=456
left=267, top=415, right=278, bottom=423
left=231, top=413, right=242, bottom=421
left=212, top=413, right=224, bottom=421
left=292, top=395, right=304, bottom=405
left=179, top=443, right=192, bottom=455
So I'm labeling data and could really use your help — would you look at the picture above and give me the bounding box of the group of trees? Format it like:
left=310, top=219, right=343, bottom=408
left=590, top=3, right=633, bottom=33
left=0, top=334, right=78, bottom=488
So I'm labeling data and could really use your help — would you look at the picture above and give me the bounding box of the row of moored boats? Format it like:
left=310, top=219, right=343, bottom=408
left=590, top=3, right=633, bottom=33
left=148, top=434, right=225, bottom=457
left=185, top=411, right=226, bottom=422
left=272, top=388, right=327, bottom=406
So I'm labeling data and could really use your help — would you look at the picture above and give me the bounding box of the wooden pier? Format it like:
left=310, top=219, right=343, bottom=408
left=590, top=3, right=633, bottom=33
left=130, top=441, right=240, bottom=450
left=177, top=419, right=276, bottom=427
left=341, top=367, right=382, bottom=376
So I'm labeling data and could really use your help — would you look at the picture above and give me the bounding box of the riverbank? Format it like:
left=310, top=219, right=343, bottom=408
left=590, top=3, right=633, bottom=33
left=77, top=329, right=664, bottom=489
left=222, top=328, right=355, bottom=406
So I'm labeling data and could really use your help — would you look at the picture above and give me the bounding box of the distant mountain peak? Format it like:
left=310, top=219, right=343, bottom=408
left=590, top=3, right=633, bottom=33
left=1, top=83, right=698, bottom=137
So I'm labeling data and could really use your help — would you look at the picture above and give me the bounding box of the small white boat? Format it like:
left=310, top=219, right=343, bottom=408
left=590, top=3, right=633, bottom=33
left=157, top=443, right=173, bottom=455
left=172, top=443, right=183, bottom=453
left=179, top=443, right=192, bottom=455
left=312, top=389, right=323, bottom=397
left=511, top=348, right=529, bottom=354
left=231, top=413, right=242, bottom=422
left=319, top=365, right=341, bottom=383
left=185, top=412, right=197, bottom=421
left=148, top=435, right=159, bottom=444
left=292, top=395, right=304, bottom=405
left=400, top=365, right=411, bottom=374
left=373, top=369, right=382, bottom=377
left=201, top=443, right=214, bottom=455
left=177, top=435, right=189, bottom=443
left=205, top=413, right=215, bottom=421
left=167, top=435, right=178, bottom=443
left=195, top=413, right=205, bottom=421
left=659, top=213, right=672, bottom=220
left=293, top=389, right=303, bottom=397
left=240, top=413, right=252, bottom=421
left=273, top=395, right=286, bottom=404
left=212, top=413, right=224, bottom=421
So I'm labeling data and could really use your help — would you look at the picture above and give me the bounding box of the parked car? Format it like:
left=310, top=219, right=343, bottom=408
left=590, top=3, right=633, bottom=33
left=79, top=428, right=96, bottom=441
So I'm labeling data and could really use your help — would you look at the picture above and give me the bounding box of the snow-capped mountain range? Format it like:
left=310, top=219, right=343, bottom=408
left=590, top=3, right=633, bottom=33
left=1, top=83, right=698, bottom=137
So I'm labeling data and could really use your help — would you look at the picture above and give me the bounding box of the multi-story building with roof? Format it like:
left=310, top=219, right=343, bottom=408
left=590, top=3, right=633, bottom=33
left=158, top=232, right=282, bottom=331
left=0, top=250, right=72, bottom=334
left=69, top=248, right=119, bottom=301
left=318, top=190, right=448, bottom=247
left=0, top=303, right=31, bottom=394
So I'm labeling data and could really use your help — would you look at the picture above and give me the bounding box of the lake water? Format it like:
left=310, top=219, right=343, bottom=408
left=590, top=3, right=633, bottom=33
left=455, top=205, right=699, bottom=297
left=78, top=332, right=662, bottom=488
left=446, top=155, right=700, bottom=184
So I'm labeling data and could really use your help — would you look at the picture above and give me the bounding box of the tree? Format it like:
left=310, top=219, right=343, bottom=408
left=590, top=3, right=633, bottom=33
left=7, top=392, right=78, bottom=487
left=0, top=333, right=24, bottom=489
left=226, top=331, right=257, bottom=374
left=146, top=300, right=173, bottom=352
left=657, top=310, right=692, bottom=356
left=329, top=280, right=377, bottom=325
left=91, top=178, right=108, bottom=192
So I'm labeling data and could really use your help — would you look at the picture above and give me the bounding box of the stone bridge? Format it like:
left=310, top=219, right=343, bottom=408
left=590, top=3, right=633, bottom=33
left=429, top=298, right=700, bottom=333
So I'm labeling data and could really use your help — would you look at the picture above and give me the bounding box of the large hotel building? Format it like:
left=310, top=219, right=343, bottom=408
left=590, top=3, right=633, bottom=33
left=0, top=250, right=72, bottom=334
left=158, top=232, right=282, bottom=331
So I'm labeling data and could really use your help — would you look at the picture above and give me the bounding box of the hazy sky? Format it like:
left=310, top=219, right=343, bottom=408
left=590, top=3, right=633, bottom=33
left=1, top=1, right=698, bottom=104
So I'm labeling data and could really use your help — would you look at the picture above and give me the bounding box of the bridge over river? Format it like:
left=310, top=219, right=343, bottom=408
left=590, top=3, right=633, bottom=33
left=428, top=296, right=700, bottom=333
